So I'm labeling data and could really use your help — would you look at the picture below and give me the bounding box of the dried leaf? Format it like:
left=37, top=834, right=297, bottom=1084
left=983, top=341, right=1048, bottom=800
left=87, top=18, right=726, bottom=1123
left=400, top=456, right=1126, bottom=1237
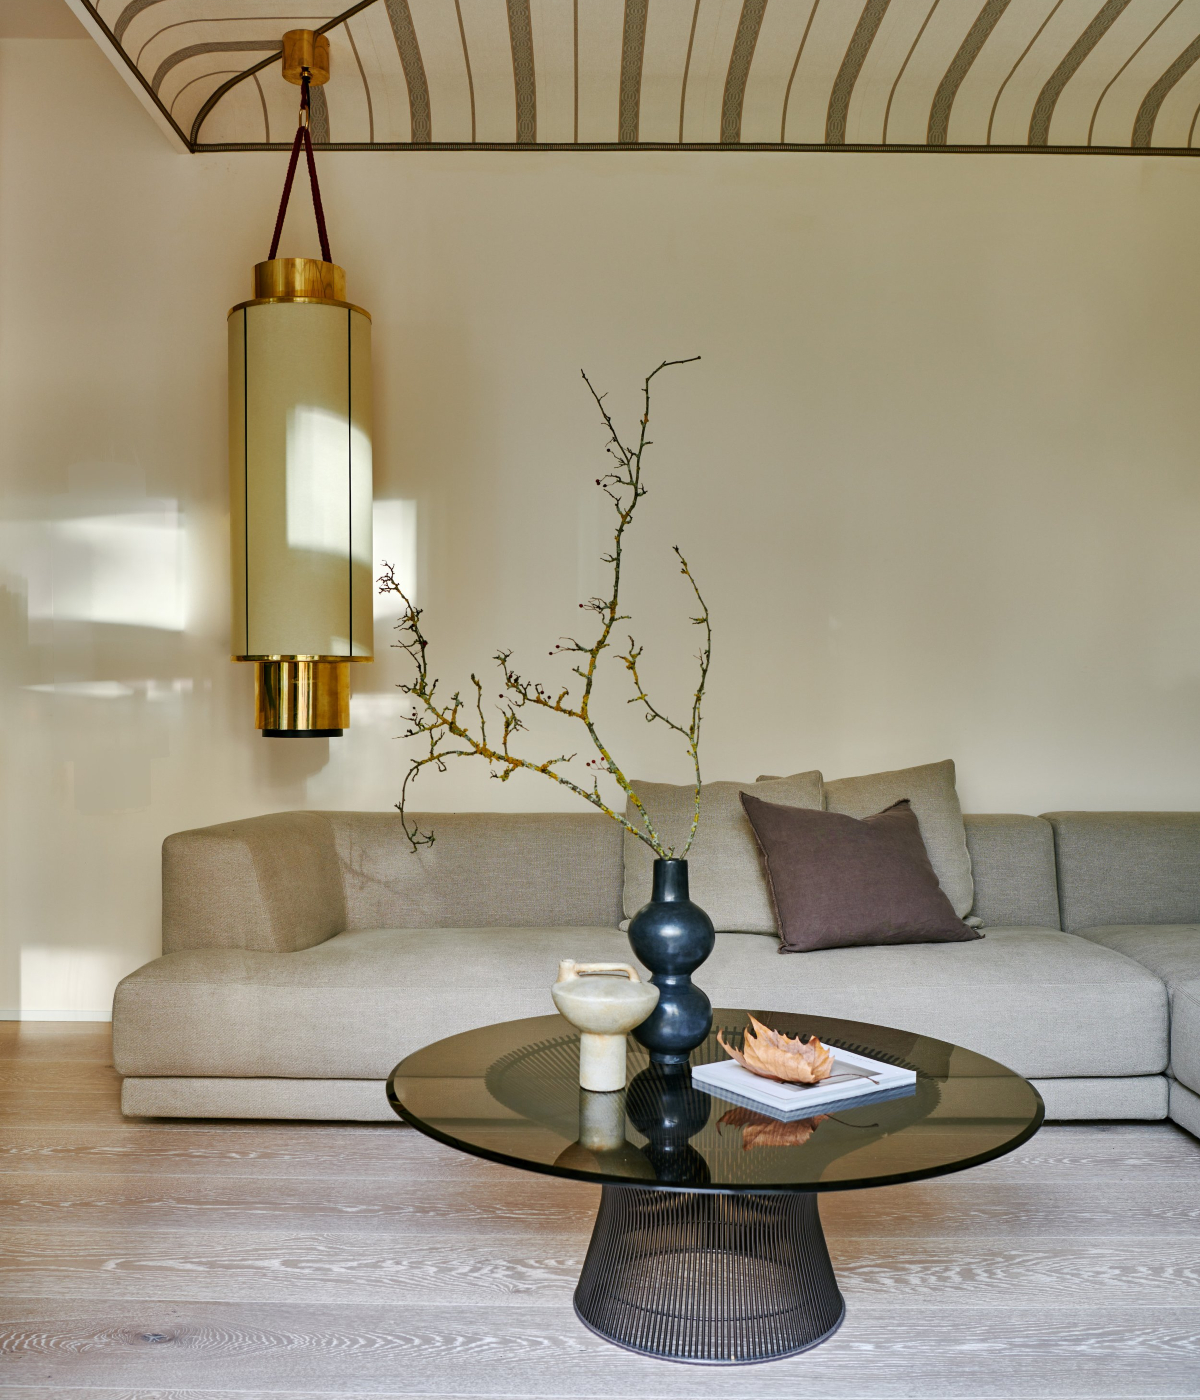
left=716, top=1016, right=835, bottom=1084
left=717, top=1107, right=828, bottom=1149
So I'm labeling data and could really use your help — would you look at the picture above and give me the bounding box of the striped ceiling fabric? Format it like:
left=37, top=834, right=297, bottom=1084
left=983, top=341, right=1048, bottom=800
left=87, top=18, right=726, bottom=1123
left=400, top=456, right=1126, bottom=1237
left=78, top=0, right=1200, bottom=153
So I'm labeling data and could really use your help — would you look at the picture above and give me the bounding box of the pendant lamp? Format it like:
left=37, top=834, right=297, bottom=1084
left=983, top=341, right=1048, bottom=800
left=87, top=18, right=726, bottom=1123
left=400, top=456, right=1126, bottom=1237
left=228, top=30, right=372, bottom=738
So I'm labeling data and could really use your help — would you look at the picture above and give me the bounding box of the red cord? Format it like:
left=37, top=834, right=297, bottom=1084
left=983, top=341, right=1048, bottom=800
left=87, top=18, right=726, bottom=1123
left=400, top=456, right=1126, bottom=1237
left=267, top=74, right=332, bottom=265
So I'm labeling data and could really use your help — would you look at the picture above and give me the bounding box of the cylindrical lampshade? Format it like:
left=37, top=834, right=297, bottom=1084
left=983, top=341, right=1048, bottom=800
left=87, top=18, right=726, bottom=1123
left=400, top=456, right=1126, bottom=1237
left=228, top=258, right=372, bottom=736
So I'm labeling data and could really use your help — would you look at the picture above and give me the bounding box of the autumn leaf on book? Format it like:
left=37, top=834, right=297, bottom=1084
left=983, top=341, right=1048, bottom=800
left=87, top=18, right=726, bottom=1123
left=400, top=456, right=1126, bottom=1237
left=716, top=1015, right=835, bottom=1085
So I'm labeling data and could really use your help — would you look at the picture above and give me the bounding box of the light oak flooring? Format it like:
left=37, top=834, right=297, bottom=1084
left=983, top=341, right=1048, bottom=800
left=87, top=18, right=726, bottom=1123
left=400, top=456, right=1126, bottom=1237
left=1, top=1024, right=1198, bottom=1398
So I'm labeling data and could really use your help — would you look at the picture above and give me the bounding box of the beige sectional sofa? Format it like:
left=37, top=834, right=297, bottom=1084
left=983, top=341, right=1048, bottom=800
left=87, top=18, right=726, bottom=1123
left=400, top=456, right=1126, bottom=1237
left=112, top=809, right=1200, bottom=1135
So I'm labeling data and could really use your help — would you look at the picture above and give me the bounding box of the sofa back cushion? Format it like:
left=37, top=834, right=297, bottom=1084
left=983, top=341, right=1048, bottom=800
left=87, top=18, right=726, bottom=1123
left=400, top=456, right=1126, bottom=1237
left=1044, top=812, right=1200, bottom=931
left=326, top=811, right=624, bottom=930
left=622, top=772, right=825, bottom=933
left=962, top=814, right=1060, bottom=928
left=823, top=760, right=974, bottom=919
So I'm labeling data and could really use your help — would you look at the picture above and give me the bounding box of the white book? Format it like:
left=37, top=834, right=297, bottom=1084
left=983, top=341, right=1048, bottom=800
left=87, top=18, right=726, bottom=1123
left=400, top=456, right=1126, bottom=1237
left=692, top=1046, right=918, bottom=1121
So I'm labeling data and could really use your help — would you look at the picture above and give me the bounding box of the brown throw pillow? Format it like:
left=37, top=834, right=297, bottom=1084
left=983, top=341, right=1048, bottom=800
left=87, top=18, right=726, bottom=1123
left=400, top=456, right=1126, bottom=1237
left=739, top=793, right=982, bottom=954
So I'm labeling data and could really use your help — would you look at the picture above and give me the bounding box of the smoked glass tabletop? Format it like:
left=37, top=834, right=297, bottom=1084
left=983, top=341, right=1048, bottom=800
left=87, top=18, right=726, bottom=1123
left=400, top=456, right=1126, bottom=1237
left=386, top=1010, right=1044, bottom=1192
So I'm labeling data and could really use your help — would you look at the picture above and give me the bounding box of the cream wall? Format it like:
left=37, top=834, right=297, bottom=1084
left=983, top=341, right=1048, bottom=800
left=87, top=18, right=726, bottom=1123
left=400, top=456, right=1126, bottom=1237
left=2, top=38, right=1199, bottom=1017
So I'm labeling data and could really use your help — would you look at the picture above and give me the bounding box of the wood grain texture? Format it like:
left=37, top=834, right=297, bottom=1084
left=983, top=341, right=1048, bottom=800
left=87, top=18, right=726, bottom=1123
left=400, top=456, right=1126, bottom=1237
left=0, top=1392, right=525, bottom=1400
left=1, top=1301, right=1199, bottom=1395
left=1, top=1023, right=1198, bottom=1398
left=2, top=1171, right=1199, bottom=1239
left=0, top=1172, right=595, bottom=1234
left=3, top=1227, right=1199, bottom=1307
left=0, top=1024, right=114, bottom=1062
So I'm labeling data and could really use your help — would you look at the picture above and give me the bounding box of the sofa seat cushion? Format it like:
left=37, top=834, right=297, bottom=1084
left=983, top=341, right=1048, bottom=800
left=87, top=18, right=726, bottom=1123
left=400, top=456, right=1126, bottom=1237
left=1073, top=925, right=1200, bottom=1094
left=701, top=927, right=1165, bottom=1079
left=113, top=925, right=1168, bottom=1083
left=114, top=927, right=636, bottom=1080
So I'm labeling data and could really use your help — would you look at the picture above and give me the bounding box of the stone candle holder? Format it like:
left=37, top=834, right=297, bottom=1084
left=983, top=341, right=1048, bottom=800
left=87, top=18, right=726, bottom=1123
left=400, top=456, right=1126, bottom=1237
left=551, top=960, right=659, bottom=1092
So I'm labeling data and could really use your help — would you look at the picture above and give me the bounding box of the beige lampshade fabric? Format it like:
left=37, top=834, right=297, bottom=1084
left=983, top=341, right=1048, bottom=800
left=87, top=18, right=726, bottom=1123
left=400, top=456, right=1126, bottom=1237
left=229, top=300, right=373, bottom=659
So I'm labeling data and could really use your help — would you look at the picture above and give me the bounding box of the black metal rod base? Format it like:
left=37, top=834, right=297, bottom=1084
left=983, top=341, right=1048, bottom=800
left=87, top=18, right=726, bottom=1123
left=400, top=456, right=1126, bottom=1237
left=574, top=1186, right=845, bottom=1365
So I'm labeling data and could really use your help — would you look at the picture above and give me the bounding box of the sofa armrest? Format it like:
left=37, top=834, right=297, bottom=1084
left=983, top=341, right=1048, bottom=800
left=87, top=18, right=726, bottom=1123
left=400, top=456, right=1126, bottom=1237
left=162, top=812, right=346, bottom=953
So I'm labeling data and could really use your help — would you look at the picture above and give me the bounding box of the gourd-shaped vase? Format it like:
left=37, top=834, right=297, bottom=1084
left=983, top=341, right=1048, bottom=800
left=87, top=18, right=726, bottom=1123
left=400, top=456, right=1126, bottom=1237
left=551, top=961, right=659, bottom=1092
left=626, top=858, right=715, bottom=1065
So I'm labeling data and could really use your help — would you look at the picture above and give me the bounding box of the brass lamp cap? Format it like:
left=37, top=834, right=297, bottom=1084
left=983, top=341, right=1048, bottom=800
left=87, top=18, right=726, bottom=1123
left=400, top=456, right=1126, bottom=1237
left=282, top=30, right=330, bottom=86
left=254, top=258, right=345, bottom=301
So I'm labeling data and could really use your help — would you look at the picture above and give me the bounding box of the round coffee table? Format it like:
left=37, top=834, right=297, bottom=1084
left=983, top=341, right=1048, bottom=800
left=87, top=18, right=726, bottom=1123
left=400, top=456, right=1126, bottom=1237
left=387, top=1009, right=1043, bottom=1366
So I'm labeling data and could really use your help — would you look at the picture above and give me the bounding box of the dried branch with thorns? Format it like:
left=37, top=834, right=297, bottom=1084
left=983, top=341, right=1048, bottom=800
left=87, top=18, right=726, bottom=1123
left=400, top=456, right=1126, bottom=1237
left=379, top=358, right=711, bottom=855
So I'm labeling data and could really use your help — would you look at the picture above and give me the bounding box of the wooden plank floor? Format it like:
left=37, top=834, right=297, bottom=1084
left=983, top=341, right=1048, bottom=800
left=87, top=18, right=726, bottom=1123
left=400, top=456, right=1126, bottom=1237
left=1, top=1024, right=1198, bottom=1398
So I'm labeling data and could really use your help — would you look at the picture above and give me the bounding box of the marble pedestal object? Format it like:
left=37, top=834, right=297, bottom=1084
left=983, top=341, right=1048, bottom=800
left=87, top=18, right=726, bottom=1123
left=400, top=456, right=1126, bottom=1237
left=551, top=961, right=660, bottom=1092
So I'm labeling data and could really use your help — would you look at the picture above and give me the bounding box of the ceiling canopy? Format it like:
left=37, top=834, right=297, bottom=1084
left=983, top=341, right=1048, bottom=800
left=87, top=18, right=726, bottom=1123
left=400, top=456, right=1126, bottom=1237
left=72, top=0, right=1200, bottom=154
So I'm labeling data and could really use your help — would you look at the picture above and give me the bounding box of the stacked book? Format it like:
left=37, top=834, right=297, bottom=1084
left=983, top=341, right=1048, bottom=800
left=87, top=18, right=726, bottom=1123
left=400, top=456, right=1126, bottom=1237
left=692, top=1045, right=918, bottom=1121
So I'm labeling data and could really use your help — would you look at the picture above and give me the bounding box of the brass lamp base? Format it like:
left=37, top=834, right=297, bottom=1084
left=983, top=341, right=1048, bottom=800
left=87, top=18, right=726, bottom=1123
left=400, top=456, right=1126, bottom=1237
left=255, top=660, right=349, bottom=737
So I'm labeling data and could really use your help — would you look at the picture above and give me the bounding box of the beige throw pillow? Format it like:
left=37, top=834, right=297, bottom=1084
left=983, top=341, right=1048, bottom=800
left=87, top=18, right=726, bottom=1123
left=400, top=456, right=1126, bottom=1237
left=622, top=772, right=825, bottom=933
left=822, top=760, right=974, bottom=918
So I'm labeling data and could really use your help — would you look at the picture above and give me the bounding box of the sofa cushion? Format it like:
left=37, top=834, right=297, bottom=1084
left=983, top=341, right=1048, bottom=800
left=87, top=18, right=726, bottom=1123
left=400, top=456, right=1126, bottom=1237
left=739, top=795, right=979, bottom=952
left=962, top=815, right=1060, bottom=929
left=1174, top=979, right=1200, bottom=1098
left=822, top=761, right=974, bottom=919
left=622, top=772, right=824, bottom=933
left=113, top=925, right=1166, bottom=1083
left=325, top=812, right=625, bottom=931
left=1044, top=813, right=1200, bottom=931
left=1072, top=925, right=1200, bottom=1095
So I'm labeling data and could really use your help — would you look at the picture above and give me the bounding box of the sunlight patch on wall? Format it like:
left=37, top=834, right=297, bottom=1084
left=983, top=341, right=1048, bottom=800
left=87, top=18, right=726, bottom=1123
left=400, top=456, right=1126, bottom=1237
left=22, top=679, right=195, bottom=700
left=18, top=502, right=186, bottom=632
left=17, top=945, right=125, bottom=1017
left=373, top=498, right=418, bottom=616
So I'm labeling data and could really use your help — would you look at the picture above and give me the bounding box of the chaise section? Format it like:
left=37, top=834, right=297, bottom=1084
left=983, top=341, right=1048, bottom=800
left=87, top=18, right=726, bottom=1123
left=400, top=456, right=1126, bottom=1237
left=1072, top=927, right=1200, bottom=1096
left=1047, top=812, right=1200, bottom=1127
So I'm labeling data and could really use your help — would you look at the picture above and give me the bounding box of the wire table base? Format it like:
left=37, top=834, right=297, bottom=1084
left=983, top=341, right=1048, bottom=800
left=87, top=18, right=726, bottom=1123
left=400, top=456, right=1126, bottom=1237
left=574, top=1185, right=845, bottom=1365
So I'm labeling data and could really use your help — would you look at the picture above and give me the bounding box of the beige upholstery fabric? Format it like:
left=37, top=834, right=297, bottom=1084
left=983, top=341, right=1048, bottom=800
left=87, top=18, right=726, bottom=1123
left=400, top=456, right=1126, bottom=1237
left=1169, top=1078, right=1200, bottom=1140
left=1074, top=925, right=1200, bottom=987
left=823, top=761, right=974, bottom=918
left=1071, top=925, right=1200, bottom=1095
left=1175, top=978, right=1200, bottom=1097
left=1045, top=813, right=1200, bottom=931
left=113, top=924, right=1166, bottom=1083
left=962, top=815, right=1060, bottom=929
left=114, top=926, right=635, bottom=1080
left=121, top=1076, right=394, bottom=1121
left=119, top=1073, right=1168, bottom=1123
left=621, top=773, right=824, bottom=931
left=162, top=812, right=346, bottom=953
left=325, top=811, right=623, bottom=931
left=1032, top=1076, right=1167, bottom=1120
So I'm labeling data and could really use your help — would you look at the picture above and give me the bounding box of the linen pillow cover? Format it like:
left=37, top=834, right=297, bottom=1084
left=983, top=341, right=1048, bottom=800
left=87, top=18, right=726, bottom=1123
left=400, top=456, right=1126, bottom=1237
left=739, top=793, right=982, bottom=954
left=622, top=772, right=824, bottom=933
left=761, top=759, right=974, bottom=919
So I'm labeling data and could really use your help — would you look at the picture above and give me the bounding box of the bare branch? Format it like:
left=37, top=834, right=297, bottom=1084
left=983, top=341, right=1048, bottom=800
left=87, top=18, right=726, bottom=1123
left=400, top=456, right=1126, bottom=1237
left=381, top=359, right=709, bottom=857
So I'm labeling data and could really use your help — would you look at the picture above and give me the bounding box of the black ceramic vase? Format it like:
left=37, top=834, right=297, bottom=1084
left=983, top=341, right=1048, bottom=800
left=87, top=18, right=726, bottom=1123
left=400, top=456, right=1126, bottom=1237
left=627, top=858, right=715, bottom=1066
